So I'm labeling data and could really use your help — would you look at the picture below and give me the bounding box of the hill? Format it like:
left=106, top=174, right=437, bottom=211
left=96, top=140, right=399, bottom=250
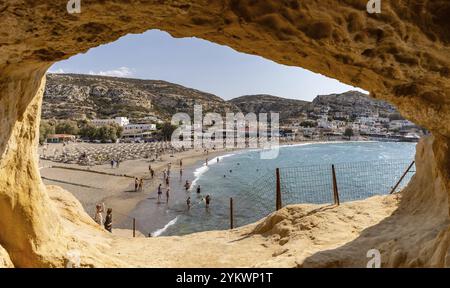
left=43, top=73, right=239, bottom=121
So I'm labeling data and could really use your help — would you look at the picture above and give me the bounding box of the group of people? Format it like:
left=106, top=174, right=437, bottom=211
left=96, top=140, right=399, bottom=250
left=110, top=158, right=120, bottom=169
left=134, top=177, right=144, bottom=192
left=94, top=203, right=113, bottom=233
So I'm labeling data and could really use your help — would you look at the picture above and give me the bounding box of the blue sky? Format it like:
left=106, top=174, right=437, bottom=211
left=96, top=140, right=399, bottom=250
left=49, top=29, right=366, bottom=101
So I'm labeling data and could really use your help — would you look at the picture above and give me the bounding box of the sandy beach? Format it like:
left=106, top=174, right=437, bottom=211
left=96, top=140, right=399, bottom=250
left=39, top=142, right=248, bottom=232
left=38, top=139, right=374, bottom=236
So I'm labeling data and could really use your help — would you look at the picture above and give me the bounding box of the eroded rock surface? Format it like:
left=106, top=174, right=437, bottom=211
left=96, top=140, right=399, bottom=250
left=0, top=0, right=449, bottom=267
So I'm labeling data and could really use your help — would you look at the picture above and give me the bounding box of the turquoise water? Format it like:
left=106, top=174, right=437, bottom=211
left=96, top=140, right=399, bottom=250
left=132, top=142, right=416, bottom=236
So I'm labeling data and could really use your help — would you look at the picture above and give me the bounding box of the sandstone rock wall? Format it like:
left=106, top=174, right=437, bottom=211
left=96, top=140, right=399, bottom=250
left=0, top=0, right=449, bottom=267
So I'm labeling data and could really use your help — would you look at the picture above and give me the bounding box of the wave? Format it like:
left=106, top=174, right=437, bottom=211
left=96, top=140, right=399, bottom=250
left=189, top=153, right=236, bottom=190
left=151, top=216, right=179, bottom=237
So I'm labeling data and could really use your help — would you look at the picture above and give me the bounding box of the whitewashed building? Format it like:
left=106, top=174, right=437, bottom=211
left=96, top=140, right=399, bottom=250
left=92, top=117, right=130, bottom=127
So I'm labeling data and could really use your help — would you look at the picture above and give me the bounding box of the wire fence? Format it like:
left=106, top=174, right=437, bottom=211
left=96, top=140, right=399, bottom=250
left=106, top=159, right=416, bottom=236
left=229, top=159, right=415, bottom=229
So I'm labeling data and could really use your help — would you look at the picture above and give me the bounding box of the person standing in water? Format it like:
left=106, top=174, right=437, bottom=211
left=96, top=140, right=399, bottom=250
left=184, top=180, right=190, bottom=191
left=104, top=208, right=113, bottom=233
left=157, top=184, right=162, bottom=203
left=186, top=197, right=191, bottom=210
left=180, top=168, right=183, bottom=179
left=180, top=159, right=183, bottom=168
left=166, top=187, right=170, bottom=204
left=205, top=195, right=211, bottom=209
left=197, top=185, right=201, bottom=194
left=205, top=158, right=208, bottom=166
left=165, top=175, right=170, bottom=186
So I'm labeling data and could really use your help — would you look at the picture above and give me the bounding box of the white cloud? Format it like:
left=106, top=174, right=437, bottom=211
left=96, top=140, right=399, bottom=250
left=47, top=68, right=65, bottom=74
left=89, top=66, right=134, bottom=78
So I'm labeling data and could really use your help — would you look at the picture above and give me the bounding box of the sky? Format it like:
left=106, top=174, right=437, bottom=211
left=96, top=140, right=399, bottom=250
left=49, top=29, right=366, bottom=102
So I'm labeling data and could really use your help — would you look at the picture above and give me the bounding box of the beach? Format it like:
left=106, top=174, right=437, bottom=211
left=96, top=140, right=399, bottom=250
left=38, top=140, right=415, bottom=238
left=38, top=142, right=247, bottom=233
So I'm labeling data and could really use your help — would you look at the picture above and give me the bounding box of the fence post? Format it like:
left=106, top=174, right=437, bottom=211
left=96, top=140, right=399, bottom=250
left=390, top=161, right=415, bottom=194
left=276, top=168, right=282, bottom=210
left=332, top=164, right=340, bottom=206
left=230, top=197, right=234, bottom=229
left=133, top=218, right=136, bottom=238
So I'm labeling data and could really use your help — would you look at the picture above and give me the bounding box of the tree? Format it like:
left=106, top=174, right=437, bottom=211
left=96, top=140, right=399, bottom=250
left=55, top=120, right=79, bottom=135
left=344, top=128, right=354, bottom=139
left=159, top=122, right=177, bottom=141
left=39, top=121, right=55, bottom=144
left=79, top=123, right=98, bottom=140
left=300, top=121, right=317, bottom=128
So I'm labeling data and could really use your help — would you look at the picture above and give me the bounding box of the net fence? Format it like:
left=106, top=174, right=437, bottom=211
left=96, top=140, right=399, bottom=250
left=231, top=159, right=415, bottom=228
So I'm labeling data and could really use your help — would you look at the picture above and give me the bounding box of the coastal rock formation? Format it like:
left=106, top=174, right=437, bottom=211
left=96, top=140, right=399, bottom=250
left=0, top=245, right=13, bottom=268
left=0, top=1, right=449, bottom=267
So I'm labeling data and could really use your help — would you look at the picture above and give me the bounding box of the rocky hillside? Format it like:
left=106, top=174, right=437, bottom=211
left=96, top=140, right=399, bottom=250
left=228, top=94, right=308, bottom=122
left=44, top=74, right=398, bottom=124
left=43, top=74, right=239, bottom=120
left=310, top=91, right=397, bottom=117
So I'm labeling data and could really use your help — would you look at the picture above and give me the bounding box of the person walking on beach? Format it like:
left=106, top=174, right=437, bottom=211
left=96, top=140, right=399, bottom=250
left=104, top=208, right=113, bottom=233
left=111, top=159, right=115, bottom=169
left=94, top=203, right=105, bottom=225
left=186, top=197, right=191, bottom=210
left=116, top=159, right=120, bottom=168
left=157, top=184, right=163, bottom=203
left=149, top=165, right=154, bottom=179
left=166, top=187, right=170, bottom=204
left=163, top=169, right=167, bottom=181
left=139, top=178, right=144, bottom=192
left=179, top=159, right=183, bottom=168
left=134, top=177, right=139, bottom=192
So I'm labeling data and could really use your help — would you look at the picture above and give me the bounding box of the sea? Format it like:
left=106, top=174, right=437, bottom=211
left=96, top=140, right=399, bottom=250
left=126, top=141, right=416, bottom=237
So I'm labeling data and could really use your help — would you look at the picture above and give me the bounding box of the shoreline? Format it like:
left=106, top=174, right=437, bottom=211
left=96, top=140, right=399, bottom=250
left=39, top=139, right=410, bottom=232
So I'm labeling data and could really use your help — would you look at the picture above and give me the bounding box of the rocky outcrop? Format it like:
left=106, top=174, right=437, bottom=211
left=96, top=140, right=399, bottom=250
left=0, top=245, right=13, bottom=268
left=0, top=1, right=449, bottom=267
left=229, top=94, right=308, bottom=122
left=311, top=91, right=397, bottom=117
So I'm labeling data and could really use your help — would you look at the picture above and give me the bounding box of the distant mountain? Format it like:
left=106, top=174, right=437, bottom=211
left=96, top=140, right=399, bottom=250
left=310, top=91, right=397, bottom=117
left=228, top=94, right=309, bottom=122
left=43, top=74, right=239, bottom=121
left=43, top=74, right=399, bottom=124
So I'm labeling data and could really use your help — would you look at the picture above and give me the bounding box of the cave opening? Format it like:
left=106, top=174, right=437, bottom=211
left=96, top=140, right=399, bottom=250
left=0, top=1, right=449, bottom=268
